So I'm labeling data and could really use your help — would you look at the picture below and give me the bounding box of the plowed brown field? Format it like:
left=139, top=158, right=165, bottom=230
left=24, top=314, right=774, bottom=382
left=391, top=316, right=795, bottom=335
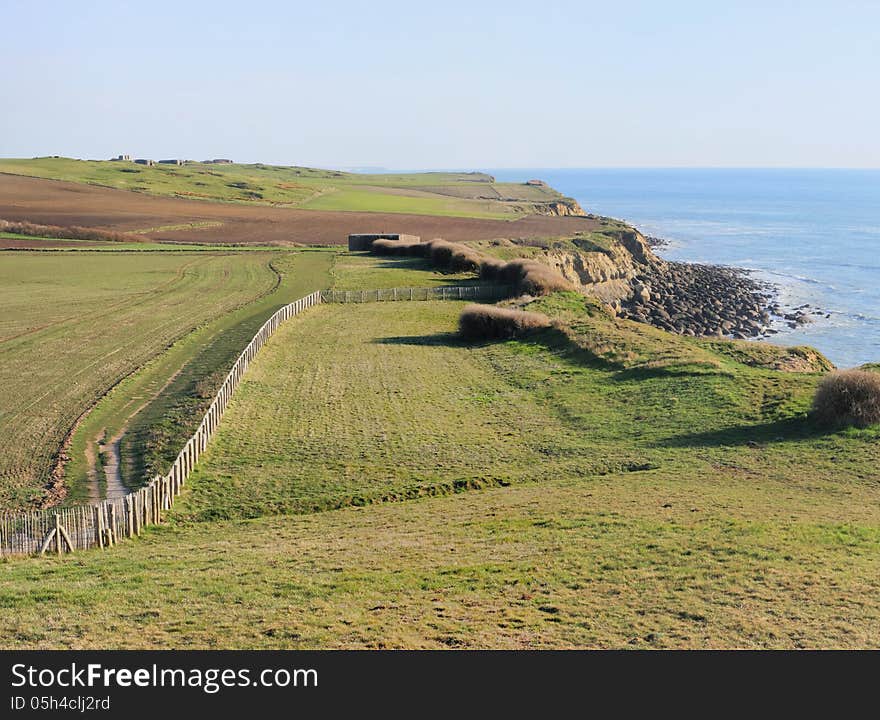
left=0, top=174, right=600, bottom=245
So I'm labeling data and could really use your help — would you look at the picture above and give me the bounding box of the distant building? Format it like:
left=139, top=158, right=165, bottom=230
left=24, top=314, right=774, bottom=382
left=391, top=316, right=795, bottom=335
left=110, top=154, right=132, bottom=162
left=348, top=233, right=420, bottom=251
left=525, top=179, right=547, bottom=187
left=209, top=158, right=234, bottom=164
left=158, top=159, right=183, bottom=165
left=134, top=159, right=155, bottom=166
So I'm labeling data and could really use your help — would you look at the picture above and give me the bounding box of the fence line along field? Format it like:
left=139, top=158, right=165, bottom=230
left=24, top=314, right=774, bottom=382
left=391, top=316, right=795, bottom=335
left=0, top=290, right=323, bottom=557
left=0, top=250, right=285, bottom=509
left=64, top=250, right=335, bottom=503
left=0, top=282, right=508, bottom=557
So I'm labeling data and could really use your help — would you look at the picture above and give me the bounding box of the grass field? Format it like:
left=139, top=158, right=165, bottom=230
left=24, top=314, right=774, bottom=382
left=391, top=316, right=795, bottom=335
left=1, top=246, right=466, bottom=508
left=0, top=158, right=572, bottom=219
left=0, top=251, right=284, bottom=508
left=1, top=297, right=878, bottom=648
left=63, top=250, right=336, bottom=502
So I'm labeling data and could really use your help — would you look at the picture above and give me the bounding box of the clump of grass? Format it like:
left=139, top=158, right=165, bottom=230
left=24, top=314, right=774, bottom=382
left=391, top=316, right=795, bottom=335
left=0, top=218, right=139, bottom=243
left=812, top=369, right=880, bottom=428
left=506, top=259, right=573, bottom=295
left=371, top=237, right=481, bottom=271
left=479, top=257, right=572, bottom=295
left=458, top=303, right=551, bottom=340
left=425, top=239, right=482, bottom=272
left=370, top=238, right=424, bottom=256
left=478, top=257, right=507, bottom=280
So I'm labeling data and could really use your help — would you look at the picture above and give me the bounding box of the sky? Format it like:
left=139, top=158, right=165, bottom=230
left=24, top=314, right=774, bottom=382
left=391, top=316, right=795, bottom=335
left=2, top=0, right=878, bottom=169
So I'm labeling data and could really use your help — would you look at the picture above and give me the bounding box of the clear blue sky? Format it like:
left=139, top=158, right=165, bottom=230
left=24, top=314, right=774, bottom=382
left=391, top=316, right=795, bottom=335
left=2, top=0, right=878, bottom=169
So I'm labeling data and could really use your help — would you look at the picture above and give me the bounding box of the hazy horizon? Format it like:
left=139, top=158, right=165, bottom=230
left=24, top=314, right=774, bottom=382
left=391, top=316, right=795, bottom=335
left=5, top=158, right=879, bottom=173
left=3, top=0, right=879, bottom=169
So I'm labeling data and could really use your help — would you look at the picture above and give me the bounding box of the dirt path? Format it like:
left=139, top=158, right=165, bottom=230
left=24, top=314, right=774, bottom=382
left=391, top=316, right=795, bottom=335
left=98, top=432, right=128, bottom=499
left=85, top=365, right=187, bottom=501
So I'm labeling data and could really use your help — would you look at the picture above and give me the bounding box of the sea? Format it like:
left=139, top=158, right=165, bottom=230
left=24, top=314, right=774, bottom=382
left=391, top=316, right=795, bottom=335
left=491, top=168, right=880, bottom=368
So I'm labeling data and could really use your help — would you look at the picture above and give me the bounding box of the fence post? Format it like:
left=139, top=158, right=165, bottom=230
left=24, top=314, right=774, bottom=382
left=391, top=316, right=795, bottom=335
left=95, top=506, right=104, bottom=550
left=109, top=504, right=117, bottom=545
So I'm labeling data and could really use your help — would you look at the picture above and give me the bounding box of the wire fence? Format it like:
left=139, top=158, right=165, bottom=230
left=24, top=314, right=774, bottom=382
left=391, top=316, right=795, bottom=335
left=1, top=283, right=507, bottom=558
left=320, top=284, right=513, bottom=304
left=0, top=291, right=322, bottom=558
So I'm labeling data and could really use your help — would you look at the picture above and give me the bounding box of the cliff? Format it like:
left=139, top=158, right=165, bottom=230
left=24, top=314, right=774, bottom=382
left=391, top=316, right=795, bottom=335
left=517, top=226, right=659, bottom=303
left=503, top=223, right=800, bottom=347
left=531, top=197, right=587, bottom=217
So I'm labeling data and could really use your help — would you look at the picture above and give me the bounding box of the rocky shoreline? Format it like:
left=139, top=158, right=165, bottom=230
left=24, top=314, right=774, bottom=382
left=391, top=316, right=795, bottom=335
left=612, top=260, right=824, bottom=339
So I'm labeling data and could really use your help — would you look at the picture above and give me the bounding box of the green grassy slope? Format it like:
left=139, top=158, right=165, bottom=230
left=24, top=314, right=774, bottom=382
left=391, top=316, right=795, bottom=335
left=1, top=297, right=878, bottom=648
left=0, top=251, right=282, bottom=508
left=0, top=158, right=572, bottom=219
left=175, top=298, right=877, bottom=523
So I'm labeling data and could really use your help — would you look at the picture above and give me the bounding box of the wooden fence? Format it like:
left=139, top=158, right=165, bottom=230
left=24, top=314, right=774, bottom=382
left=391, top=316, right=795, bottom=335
left=0, top=291, right=322, bottom=558
left=321, top=284, right=513, bottom=304
left=0, top=283, right=506, bottom=558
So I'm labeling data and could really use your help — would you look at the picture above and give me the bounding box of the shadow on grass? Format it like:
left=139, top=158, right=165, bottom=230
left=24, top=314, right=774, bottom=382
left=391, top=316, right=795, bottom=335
left=373, top=332, right=465, bottom=347
left=368, top=257, right=484, bottom=286
left=613, top=363, right=731, bottom=381
left=657, top=415, right=833, bottom=449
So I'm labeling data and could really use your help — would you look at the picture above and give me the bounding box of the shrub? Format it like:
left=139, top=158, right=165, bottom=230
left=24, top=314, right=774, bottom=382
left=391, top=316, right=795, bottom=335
left=519, top=262, right=572, bottom=295
left=497, top=259, right=572, bottom=295
left=370, top=239, right=403, bottom=255
left=449, top=247, right=482, bottom=272
left=478, top=257, right=506, bottom=281
left=425, top=239, right=455, bottom=266
left=458, top=304, right=551, bottom=340
left=421, top=239, right=479, bottom=271
left=812, top=369, right=880, bottom=428
left=0, top=218, right=136, bottom=243
left=369, top=236, right=570, bottom=293
left=370, top=238, right=426, bottom=256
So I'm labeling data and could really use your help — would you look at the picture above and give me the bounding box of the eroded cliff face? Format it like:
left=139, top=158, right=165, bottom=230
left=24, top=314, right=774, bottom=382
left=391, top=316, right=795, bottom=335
left=538, top=229, right=659, bottom=303
left=530, top=198, right=587, bottom=217
left=532, top=227, right=784, bottom=342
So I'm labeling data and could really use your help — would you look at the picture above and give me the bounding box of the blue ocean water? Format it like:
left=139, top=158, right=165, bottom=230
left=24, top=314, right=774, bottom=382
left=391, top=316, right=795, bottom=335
left=491, top=168, right=880, bottom=368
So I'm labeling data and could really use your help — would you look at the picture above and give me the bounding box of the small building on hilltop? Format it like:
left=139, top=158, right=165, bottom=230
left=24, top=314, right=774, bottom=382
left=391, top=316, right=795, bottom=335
left=110, top=154, right=132, bottom=162
left=348, top=233, right=420, bottom=251
left=158, top=159, right=183, bottom=165
left=134, top=158, right=155, bottom=166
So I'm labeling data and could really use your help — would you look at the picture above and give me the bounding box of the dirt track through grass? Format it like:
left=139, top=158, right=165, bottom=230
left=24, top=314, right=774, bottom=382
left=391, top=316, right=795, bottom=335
left=65, top=250, right=335, bottom=501
left=0, top=251, right=281, bottom=508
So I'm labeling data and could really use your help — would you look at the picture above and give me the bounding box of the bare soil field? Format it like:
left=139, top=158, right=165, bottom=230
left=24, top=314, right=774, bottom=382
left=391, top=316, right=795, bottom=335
left=0, top=174, right=601, bottom=245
